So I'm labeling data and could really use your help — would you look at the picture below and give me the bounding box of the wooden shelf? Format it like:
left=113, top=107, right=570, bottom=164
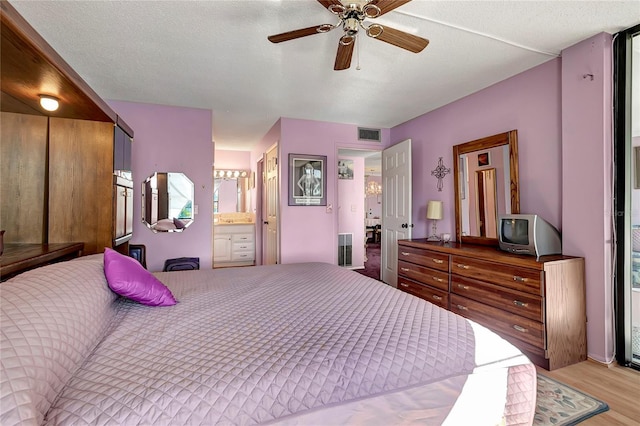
left=0, top=242, right=84, bottom=281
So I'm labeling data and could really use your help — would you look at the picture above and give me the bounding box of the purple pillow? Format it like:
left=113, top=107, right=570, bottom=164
left=173, top=217, right=186, bottom=229
left=103, top=248, right=177, bottom=306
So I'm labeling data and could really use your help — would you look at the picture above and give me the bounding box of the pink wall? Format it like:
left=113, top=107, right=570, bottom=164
left=278, top=118, right=390, bottom=265
left=391, top=58, right=562, bottom=241
left=338, top=156, right=365, bottom=268
left=108, top=101, right=214, bottom=272
left=215, top=150, right=251, bottom=170
left=561, top=33, right=614, bottom=363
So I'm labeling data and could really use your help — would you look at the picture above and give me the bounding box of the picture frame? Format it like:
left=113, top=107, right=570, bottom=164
left=338, top=159, right=354, bottom=180
left=477, top=152, right=490, bottom=167
left=289, top=153, right=327, bottom=206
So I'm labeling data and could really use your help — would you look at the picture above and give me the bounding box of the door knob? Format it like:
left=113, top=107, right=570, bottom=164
left=401, top=223, right=407, bottom=228
left=263, top=221, right=269, bottom=225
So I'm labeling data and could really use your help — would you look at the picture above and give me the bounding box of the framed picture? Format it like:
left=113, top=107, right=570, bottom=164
left=477, top=152, right=490, bottom=167
left=289, top=154, right=327, bottom=206
left=338, top=159, right=354, bottom=180
left=635, top=147, right=640, bottom=189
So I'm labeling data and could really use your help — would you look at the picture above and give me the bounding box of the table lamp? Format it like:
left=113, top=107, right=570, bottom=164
left=426, top=200, right=443, bottom=241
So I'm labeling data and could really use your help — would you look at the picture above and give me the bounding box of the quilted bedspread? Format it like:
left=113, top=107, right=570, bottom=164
left=40, top=262, right=488, bottom=425
left=0, top=261, right=531, bottom=425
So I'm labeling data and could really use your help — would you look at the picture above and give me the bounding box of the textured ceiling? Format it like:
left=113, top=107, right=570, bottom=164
left=10, top=0, right=640, bottom=151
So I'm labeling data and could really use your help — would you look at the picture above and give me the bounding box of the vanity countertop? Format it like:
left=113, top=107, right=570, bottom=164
left=214, top=221, right=254, bottom=226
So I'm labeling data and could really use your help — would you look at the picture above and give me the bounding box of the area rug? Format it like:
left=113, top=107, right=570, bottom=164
left=534, top=374, right=609, bottom=425
left=356, top=243, right=381, bottom=281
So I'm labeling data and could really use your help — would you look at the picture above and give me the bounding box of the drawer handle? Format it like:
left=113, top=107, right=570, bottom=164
left=457, top=284, right=469, bottom=290
left=431, top=258, right=444, bottom=264
left=401, top=251, right=411, bottom=256
left=432, top=295, right=443, bottom=301
left=513, top=276, right=528, bottom=283
left=456, top=264, right=470, bottom=269
left=512, top=325, right=528, bottom=333
left=513, top=300, right=529, bottom=308
left=400, top=282, right=409, bottom=288
left=432, top=276, right=444, bottom=283
left=456, top=304, right=468, bottom=311
left=400, top=267, right=410, bottom=272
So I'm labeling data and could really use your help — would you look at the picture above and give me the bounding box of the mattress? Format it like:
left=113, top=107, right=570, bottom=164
left=39, top=262, right=535, bottom=425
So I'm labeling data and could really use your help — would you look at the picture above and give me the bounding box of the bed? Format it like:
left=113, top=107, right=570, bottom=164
left=1, top=253, right=536, bottom=425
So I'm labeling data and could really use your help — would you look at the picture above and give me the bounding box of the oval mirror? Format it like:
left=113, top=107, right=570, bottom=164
left=453, top=130, right=520, bottom=246
left=142, top=172, right=194, bottom=232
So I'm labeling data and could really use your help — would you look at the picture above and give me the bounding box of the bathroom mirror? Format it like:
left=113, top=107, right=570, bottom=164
left=142, top=172, right=194, bottom=232
left=453, top=130, right=519, bottom=246
left=213, top=169, right=251, bottom=213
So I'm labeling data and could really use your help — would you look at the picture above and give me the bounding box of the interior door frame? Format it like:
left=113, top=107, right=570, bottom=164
left=335, top=147, right=382, bottom=273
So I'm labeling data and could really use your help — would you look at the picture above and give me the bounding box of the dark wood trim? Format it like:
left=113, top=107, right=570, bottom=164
left=0, top=0, right=117, bottom=122
left=0, top=242, right=84, bottom=280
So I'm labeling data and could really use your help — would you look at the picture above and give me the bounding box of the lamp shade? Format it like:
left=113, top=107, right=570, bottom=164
left=426, top=200, right=443, bottom=220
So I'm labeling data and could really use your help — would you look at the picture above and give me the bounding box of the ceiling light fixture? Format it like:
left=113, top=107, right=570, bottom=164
left=39, top=95, right=59, bottom=112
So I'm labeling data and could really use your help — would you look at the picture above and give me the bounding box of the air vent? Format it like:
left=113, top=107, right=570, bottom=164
left=358, top=127, right=381, bottom=142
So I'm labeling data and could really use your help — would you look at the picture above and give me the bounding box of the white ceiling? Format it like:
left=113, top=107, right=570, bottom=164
left=10, top=0, right=640, bottom=151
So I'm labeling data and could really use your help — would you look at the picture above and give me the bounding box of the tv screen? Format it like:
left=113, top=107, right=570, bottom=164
left=501, top=218, right=529, bottom=245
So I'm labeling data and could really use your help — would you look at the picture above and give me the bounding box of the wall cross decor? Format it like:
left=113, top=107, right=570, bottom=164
left=431, top=157, right=450, bottom=192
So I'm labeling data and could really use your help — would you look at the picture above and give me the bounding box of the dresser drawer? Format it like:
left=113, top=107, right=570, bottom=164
left=450, top=255, right=542, bottom=296
left=398, top=277, right=448, bottom=309
left=450, top=294, right=544, bottom=349
left=451, top=275, right=543, bottom=322
left=398, top=260, right=449, bottom=291
left=398, top=246, right=449, bottom=272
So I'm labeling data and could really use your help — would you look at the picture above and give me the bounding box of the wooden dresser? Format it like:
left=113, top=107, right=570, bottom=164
left=397, top=239, right=586, bottom=370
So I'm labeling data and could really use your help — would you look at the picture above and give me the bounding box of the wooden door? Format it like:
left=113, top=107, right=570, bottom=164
left=48, top=118, right=113, bottom=254
left=381, top=139, right=412, bottom=287
left=264, top=144, right=279, bottom=265
left=0, top=112, right=48, bottom=243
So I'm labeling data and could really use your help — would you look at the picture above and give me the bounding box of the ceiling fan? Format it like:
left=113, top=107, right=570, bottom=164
left=268, top=0, right=429, bottom=71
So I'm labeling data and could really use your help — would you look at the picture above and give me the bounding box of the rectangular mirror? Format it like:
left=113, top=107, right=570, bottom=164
left=453, top=130, right=520, bottom=246
left=213, top=170, right=251, bottom=213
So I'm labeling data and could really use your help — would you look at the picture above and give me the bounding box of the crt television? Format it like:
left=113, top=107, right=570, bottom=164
left=498, top=214, right=561, bottom=258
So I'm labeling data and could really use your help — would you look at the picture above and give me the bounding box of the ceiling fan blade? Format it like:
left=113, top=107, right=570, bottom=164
left=317, top=0, right=343, bottom=10
left=268, top=25, right=329, bottom=43
left=371, top=24, right=429, bottom=53
left=369, top=0, right=412, bottom=16
left=334, top=39, right=355, bottom=70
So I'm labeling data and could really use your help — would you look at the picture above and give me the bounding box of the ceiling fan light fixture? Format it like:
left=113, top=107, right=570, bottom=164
left=339, top=34, right=355, bottom=46
left=362, top=3, right=380, bottom=18
left=317, top=24, right=335, bottom=33
left=366, top=24, right=383, bottom=38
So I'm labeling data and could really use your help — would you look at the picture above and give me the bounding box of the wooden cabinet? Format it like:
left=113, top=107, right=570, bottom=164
left=213, top=224, right=255, bottom=267
left=397, top=239, right=586, bottom=370
left=113, top=176, right=134, bottom=245
left=1, top=4, right=134, bottom=257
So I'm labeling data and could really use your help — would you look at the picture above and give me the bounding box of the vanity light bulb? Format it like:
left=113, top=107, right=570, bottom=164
left=233, top=171, right=240, bottom=177
left=39, top=95, right=59, bottom=112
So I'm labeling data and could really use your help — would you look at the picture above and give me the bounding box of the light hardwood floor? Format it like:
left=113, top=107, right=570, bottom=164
left=536, top=359, right=640, bottom=425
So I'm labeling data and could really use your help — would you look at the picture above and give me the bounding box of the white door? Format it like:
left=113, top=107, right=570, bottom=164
left=381, top=139, right=412, bottom=287
left=263, top=143, right=279, bottom=265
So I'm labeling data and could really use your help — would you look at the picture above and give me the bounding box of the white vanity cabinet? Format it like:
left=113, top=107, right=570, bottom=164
left=213, top=224, right=255, bottom=267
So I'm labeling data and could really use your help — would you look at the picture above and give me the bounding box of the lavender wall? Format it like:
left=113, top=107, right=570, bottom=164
left=391, top=58, right=562, bottom=241
left=107, top=101, right=213, bottom=272
left=561, top=33, right=614, bottom=363
left=278, top=118, right=390, bottom=265
left=338, top=156, right=365, bottom=269
left=215, top=150, right=251, bottom=170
